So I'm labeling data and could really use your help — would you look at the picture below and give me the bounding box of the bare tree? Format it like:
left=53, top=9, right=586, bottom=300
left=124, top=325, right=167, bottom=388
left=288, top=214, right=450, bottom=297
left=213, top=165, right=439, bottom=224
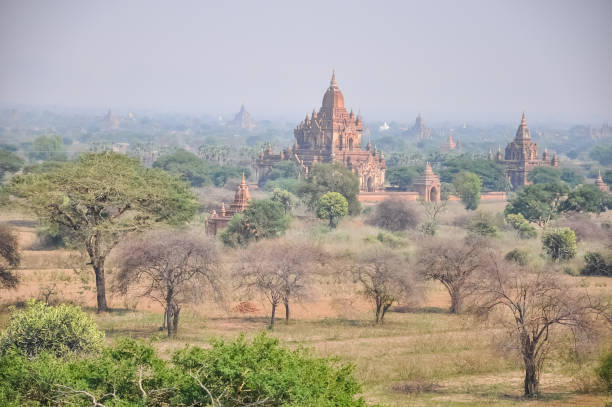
left=233, top=239, right=325, bottom=327
left=367, top=198, right=420, bottom=231
left=115, top=229, right=223, bottom=336
left=475, top=258, right=611, bottom=397
left=352, top=247, right=418, bottom=323
left=0, top=223, right=20, bottom=291
left=416, top=236, right=488, bottom=314
left=418, top=199, right=447, bottom=236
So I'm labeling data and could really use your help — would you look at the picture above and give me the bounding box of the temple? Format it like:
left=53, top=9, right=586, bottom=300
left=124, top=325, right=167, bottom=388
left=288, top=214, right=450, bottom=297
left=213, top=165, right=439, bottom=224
left=440, top=130, right=457, bottom=152
left=596, top=170, right=609, bottom=192
left=495, top=113, right=558, bottom=189
left=413, top=162, right=441, bottom=201
left=256, top=71, right=386, bottom=192
left=206, top=173, right=251, bottom=235
left=229, top=104, right=256, bottom=130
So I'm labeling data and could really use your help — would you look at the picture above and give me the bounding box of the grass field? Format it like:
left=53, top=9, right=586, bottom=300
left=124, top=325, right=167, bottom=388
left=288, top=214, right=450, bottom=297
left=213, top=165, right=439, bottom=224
left=1, top=201, right=610, bottom=406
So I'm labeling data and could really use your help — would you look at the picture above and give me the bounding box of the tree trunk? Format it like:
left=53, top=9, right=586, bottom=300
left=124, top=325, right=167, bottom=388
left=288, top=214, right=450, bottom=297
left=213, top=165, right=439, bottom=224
left=270, top=303, right=277, bottom=328
left=93, top=262, right=108, bottom=312
left=284, top=300, right=290, bottom=322
left=172, top=306, right=180, bottom=336
left=524, top=355, right=539, bottom=396
left=375, top=301, right=382, bottom=324
left=166, top=302, right=173, bottom=337
left=449, top=291, right=461, bottom=314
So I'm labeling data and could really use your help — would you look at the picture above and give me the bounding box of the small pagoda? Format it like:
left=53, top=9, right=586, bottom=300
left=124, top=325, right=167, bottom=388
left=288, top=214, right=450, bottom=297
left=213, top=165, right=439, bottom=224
left=206, top=173, right=251, bottom=235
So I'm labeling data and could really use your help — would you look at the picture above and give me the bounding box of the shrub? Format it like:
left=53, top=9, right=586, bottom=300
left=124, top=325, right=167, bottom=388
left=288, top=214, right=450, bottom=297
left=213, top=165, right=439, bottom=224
left=367, top=198, right=419, bottom=231
left=467, top=212, right=498, bottom=237
left=220, top=199, right=290, bottom=247
left=505, top=213, right=537, bottom=239
left=505, top=248, right=529, bottom=266
left=597, top=350, right=612, bottom=391
left=541, top=227, right=577, bottom=262
left=0, top=300, right=104, bottom=357
left=317, top=191, right=348, bottom=228
left=580, top=252, right=611, bottom=276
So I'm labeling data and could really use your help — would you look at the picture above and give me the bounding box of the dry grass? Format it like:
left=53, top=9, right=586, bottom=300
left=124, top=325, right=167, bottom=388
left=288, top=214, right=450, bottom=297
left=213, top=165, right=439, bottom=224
left=0, top=205, right=610, bottom=407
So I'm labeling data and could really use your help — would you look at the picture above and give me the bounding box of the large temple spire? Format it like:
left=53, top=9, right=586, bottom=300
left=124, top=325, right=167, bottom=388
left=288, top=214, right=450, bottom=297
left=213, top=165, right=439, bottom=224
left=330, top=69, right=338, bottom=88
left=515, top=112, right=531, bottom=140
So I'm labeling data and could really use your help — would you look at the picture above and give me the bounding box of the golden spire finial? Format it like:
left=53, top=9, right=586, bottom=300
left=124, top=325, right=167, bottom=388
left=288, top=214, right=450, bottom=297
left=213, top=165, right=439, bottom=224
left=330, top=69, right=338, bottom=87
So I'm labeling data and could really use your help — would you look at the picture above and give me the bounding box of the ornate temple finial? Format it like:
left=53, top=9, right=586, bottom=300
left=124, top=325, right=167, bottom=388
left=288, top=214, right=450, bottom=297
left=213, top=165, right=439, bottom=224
left=220, top=202, right=226, bottom=216
left=330, top=69, right=338, bottom=88
left=241, top=172, right=246, bottom=185
left=521, top=111, right=526, bottom=125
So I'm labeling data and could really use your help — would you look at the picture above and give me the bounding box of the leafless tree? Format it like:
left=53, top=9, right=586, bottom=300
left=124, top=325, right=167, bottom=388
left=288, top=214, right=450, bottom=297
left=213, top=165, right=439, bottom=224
left=416, top=236, right=489, bottom=314
left=0, top=223, right=20, bottom=291
left=475, top=257, right=611, bottom=397
left=233, top=239, right=326, bottom=328
left=114, top=229, right=223, bottom=336
left=352, top=247, right=419, bottom=323
left=418, top=199, right=447, bottom=236
left=367, top=198, right=420, bottom=231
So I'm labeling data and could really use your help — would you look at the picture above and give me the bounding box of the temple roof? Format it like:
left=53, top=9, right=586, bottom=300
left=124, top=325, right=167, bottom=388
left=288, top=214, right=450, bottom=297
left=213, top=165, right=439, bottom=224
left=322, top=70, right=345, bottom=109
left=515, top=112, right=531, bottom=140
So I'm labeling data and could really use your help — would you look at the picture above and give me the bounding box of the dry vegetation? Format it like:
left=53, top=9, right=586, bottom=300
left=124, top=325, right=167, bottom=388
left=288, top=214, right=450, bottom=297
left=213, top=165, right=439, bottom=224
left=1, top=201, right=611, bottom=406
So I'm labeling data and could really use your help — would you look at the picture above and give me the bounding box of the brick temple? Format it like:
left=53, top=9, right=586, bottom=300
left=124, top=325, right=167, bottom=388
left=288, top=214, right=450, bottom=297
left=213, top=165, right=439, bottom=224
left=256, top=71, right=386, bottom=192
left=206, top=173, right=251, bottom=235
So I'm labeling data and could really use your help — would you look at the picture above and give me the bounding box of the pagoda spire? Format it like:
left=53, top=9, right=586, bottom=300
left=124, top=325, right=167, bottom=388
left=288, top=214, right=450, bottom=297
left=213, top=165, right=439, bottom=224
left=241, top=172, right=247, bottom=185
left=330, top=69, right=338, bottom=88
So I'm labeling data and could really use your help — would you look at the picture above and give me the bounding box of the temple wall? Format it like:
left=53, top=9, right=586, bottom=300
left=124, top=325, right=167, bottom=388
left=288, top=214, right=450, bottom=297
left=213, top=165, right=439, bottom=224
left=358, top=191, right=506, bottom=203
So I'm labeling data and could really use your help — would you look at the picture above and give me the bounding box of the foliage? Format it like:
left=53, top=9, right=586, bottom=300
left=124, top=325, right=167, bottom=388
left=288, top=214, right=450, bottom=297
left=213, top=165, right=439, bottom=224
left=367, top=198, right=419, bottom=231
left=0, top=149, right=24, bottom=181
left=0, top=334, right=370, bottom=406
left=0, top=300, right=104, bottom=357
left=560, top=168, right=585, bottom=187
left=589, top=145, right=612, bottom=166
left=467, top=212, right=498, bottom=237
left=597, top=350, right=612, bottom=391
left=603, top=169, right=612, bottom=185
left=297, top=163, right=361, bottom=215
left=453, top=171, right=482, bottom=210
left=504, top=183, right=569, bottom=227
left=28, top=135, right=68, bottom=162
left=0, top=224, right=20, bottom=289
left=115, top=230, right=222, bottom=336
left=580, top=252, right=612, bottom=277
left=271, top=188, right=297, bottom=214
left=220, top=199, right=290, bottom=247
left=264, top=177, right=300, bottom=194
left=265, top=160, right=300, bottom=182
left=317, top=192, right=348, bottom=228
left=6, top=152, right=197, bottom=311
left=504, top=248, right=529, bottom=266
left=559, top=184, right=612, bottom=214
left=505, top=213, right=538, bottom=239
left=527, top=167, right=562, bottom=185
left=541, top=228, right=577, bottom=262
left=386, top=166, right=420, bottom=190
left=439, top=155, right=508, bottom=191
left=153, top=149, right=249, bottom=187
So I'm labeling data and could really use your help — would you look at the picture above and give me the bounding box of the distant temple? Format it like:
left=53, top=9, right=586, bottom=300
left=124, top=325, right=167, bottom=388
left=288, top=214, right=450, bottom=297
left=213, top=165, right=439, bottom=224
left=495, top=113, right=558, bottom=189
left=206, top=173, right=251, bottom=235
left=103, top=109, right=120, bottom=130
left=440, top=130, right=458, bottom=152
left=229, top=104, right=256, bottom=130
left=405, top=114, right=431, bottom=140
left=596, top=170, right=609, bottom=192
left=256, top=71, right=386, bottom=192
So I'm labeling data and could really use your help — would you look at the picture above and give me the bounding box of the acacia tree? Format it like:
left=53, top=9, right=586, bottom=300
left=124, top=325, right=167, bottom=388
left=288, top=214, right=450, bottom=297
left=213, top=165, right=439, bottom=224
left=418, top=199, right=447, bottom=236
left=416, top=237, right=488, bottom=314
left=316, top=191, right=348, bottom=228
left=115, top=230, right=222, bottom=336
left=6, top=152, right=197, bottom=312
left=0, top=224, right=20, bottom=292
left=352, top=248, right=418, bottom=323
left=504, top=183, right=569, bottom=228
left=476, top=258, right=611, bottom=397
left=233, top=240, right=325, bottom=327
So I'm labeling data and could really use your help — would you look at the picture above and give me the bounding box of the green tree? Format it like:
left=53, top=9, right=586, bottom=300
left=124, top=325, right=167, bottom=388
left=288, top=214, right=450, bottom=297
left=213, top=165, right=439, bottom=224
left=28, top=135, right=68, bottom=162
left=505, top=213, right=538, bottom=239
left=220, top=199, right=290, bottom=247
left=0, top=224, right=20, bottom=290
left=603, top=169, right=612, bottom=185
left=154, top=149, right=211, bottom=187
left=597, top=351, right=612, bottom=391
left=453, top=171, right=482, bottom=210
left=560, top=168, right=584, bottom=187
left=580, top=252, right=611, bottom=276
left=0, top=149, right=24, bottom=181
left=439, top=155, right=508, bottom=191
left=6, top=152, right=197, bottom=311
left=265, top=160, right=300, bottom=182
left=271, top=188, right=297, bottom=214
left=589, top=145, right=612, bottom=166
left=559, top=184, right=612, bottom=214
left=386, top=166, right=420, bottom=190
left=504, top=183, right=569, bottom=227
left=297, top=163, right=361, bottom=215
left=316, top=191, right=348, bottom=228
left=0, top=300, right=104, bottom=357
left=527, top=167, right=562, bottom=185
left=541, top=227, right=577, bottom=262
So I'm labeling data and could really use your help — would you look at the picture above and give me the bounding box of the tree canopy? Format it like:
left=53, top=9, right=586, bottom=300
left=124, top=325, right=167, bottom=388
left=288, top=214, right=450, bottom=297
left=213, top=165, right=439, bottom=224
left=316, top=191, right=348, bottom=228
left=386, top=166, right=420, bottom=190
left=439, top=156, right=508, bottom=191
left=6, top=152, right=198, bottom=311
left=504, top=183, right=569, bottom=227
left=297, top=163, right=361, bottom=215
left=559, top=184, right=612, bottom=214
left=220, top=199, right=290, bottom=247
left=28, top=135, right=68, bottom=162
left=527, top=167, right=562, bottom=185
left=453, top=171, right=482, bottom=210
left=0, top=149, right=24, bottom=181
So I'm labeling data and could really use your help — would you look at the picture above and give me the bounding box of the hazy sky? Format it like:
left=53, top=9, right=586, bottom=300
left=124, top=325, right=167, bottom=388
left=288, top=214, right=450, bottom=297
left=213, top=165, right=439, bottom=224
left=1, top=0, right=611, bottom=123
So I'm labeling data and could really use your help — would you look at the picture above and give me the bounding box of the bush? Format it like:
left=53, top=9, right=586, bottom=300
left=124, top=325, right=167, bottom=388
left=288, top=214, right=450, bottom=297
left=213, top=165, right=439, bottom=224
left=317, top=191, right=348, bottom=228
left=541, top=228, right=577, bottom=262
left=220, top=199, right=290, bottom=247
left=0, top=300, right=104, bottom=357
left=505, top=213, right=538, bottom=239
left=597, top=350, right=612, bottom=391
left=580, top=252, right=612, bottom=276
left=467, top=212, right=498, bottom=237
left=367, top=198, right=419, bottom=231
left=505, top=248, right=529, bottom=266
